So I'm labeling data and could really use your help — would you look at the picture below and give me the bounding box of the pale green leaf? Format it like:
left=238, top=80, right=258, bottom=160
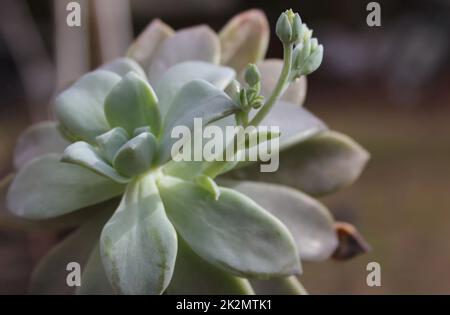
left=113, top=132, right=157, bottom=177
left=13, top=121, right=70, bottom=169
left=261, top=101, right=326, bottom=151
left=54, top=70, right=121, bottom=143
left=219, top=9, right=269, bottom=72
left=100, top=174, right=177, bottom=294
left=95, top=127, right=129, bottom=163
left=155, top=61, right=235, bottom=118
left=7, top=154, right=125, bottom=219
left=62, top=141, right=130, bottom=183
left=0, top=173, right=119, bottom=231
left=166, top=238, right=254, bottom=295
left=148, top=25, right=220, bottom=84
left=231, top=131, right=369, bottom=196
left=222, top=180, right=338, bottom=261
left=157, top=175, right=300, bottom=278
left=159, top=79, right=238, bottom=163
left=104, top=72, right=161, bottom=136
left=100, top=57, right=146, bottom=78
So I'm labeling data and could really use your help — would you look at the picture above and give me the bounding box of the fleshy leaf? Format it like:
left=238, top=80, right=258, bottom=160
left=54, top=70, right=121, bottom=143
left=113, top=132, right=157, bottom=177
left=95, top=127, right=129, bottom=163
left=104, top=72, right=161, bottom=136
left=1, top=173, right=119, bottom=231
left=7, top=154, right=125, bottom=219
left=255, top=59, right=307, bottom=106
left=195, top=175, right=220, bottom=200
left=100, top=57, right=146, bottom=78
left=148, top=25, right=220, bottom=84
left=13, top=121, right=70, bottom=169
left=222, top=180, right=338, bottom=261
left=61, top=141, right=130, bottom=183
left=250, top=276, right=307, bottom=295
left=166, top=238, right=254, bottom=295
left=261, top=101, right=326, bottom=151
left=155, top=61, right=235, bottom=118
left=231, top=131, right=369, bottom=196
left=157, top=175, right=300, bottom=278
left=159, top=79, right=239, bottom=163
left=29, top=206, right=115, bottom=294
left=126, top=19, right=174, bottom=70
left=77, top=243, right=114, bottom=295
left=100, top=174, right=177, bottom=294
left=219, top=9, right=269, bottom=72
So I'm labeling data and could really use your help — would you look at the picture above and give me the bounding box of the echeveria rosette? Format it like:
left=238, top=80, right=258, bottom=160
left=5, top=55, right=305, bottom=294
left=0, top=9, right=371, bottom=295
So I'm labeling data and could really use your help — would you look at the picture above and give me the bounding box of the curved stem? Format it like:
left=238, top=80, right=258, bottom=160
left=249, top=42, right=293, bottom=127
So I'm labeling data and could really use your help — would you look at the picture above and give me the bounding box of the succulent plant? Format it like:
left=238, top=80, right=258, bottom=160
left=0, top=9, right=369, bottom=295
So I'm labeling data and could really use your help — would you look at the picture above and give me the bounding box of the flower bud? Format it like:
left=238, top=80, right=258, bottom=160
left=302, top=44, right=323, bottom=75
left=276, top=12, right=292, bottom=44
left=291, top=13, right=303, bottom=43
left=244, top=64, right=261, bottom=87
left=310, top=38, right=318, bottom=52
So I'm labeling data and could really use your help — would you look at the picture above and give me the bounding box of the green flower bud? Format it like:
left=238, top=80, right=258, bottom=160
left=244, top=64, right=261, bottom=87
left=310, top=38, right=318, bottom=52
left=291, top=13, right=303, bottom=43
left=276, top=12, right=292, bottom=44
left=302, top=44, right=323, bottom=75
left=285, top=9, right=295, bottom=24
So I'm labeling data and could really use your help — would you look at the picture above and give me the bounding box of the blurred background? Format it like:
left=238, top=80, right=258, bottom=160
left=0, top=0, right=449, bottom=294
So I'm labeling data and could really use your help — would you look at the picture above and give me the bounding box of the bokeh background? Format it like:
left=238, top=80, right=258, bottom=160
left=1, top=0, right=449, bottom=294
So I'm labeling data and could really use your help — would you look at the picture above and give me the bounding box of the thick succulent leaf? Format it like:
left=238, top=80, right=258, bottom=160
left=159, top=79, right=238, bottom=163
left=113, top=132, right=157, bottom=177
left=7, top=154, right=125, bottom=219
left=222, top=180, right=338, bottom=261
left=166, top=238, right=254, bottom=295
left=13, top=121, right=70, bottom=169
left=100, top=57, right=146, bottom=78
left=77, top=243, right=114, bottom=295
left=219, top=9, right=269, bottom=72
left=250, top=276, right=307, bottom=295
left=100, top=174, right=177, bottom=294
left=0, top=174, right=118, bottom=230
left=61, top=141, right=130, bottom=183
left=255, top=59, right=307, bottom=106
left=54, top=70, right=121, bottom=143
left=29, top=206, right=115, bottom=294
left=157, top=175, right=300, bottom=278
left=104, top=72, right=161, bottom=136
left=155, top=61, right=235, bottom=118
left=148, top=25, right=220, bottom=84
left=126, top=19, right=174, bottom=70
left=230, top=131, right=369, bottom=196
left=95, top=127, right=129, bottom=163
left=261, top=101, right=327, bottom=151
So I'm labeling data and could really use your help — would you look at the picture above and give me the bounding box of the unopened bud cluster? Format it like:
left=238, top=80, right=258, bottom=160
left=276, top=9, right=323, bottom=79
